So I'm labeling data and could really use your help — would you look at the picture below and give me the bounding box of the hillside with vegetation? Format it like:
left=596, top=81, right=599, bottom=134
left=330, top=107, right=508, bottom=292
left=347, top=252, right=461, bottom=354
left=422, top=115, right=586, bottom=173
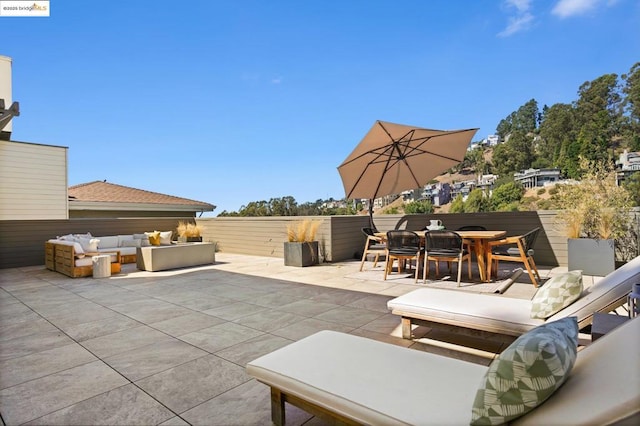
left=218, top=62, right=640, bottom=217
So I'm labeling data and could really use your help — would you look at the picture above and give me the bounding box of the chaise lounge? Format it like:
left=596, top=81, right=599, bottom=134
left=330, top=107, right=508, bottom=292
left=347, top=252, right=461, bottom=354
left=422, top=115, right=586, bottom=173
left=387, top=255, right=640, bottom=340
left=246, top=317, right=639, bottom=425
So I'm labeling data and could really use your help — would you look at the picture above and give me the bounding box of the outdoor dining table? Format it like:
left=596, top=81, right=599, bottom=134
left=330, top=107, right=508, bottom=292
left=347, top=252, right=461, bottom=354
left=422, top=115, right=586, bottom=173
left=375, top=230, right=507, bottom=282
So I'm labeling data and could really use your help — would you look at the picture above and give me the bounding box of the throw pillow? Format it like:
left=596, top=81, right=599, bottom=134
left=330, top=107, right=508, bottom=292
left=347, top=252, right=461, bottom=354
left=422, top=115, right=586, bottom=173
left=530, top=271, right=583, bottom=319
left=470, top=317, right=578, bottom=425
left=77, top=237, right=99, bottom=252
left=146, top=231, right=161, bottom=246
left=159, top=230, right=172, bottom=245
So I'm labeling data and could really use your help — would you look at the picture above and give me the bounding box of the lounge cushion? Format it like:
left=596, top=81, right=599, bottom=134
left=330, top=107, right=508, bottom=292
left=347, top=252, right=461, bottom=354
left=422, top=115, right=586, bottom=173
left=530, top=271, right=583, bottom=319
left=387, top=289, right=543, bottom=336
left=247, top=330, right=488, bottom=425
left=471, top=317, right=578, bottom=425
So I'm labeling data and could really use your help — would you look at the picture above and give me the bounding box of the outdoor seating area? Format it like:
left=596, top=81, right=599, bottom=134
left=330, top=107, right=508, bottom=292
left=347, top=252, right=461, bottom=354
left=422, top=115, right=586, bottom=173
left=1, top=252, right=638, bottom=425
left=45, top=232, right=214, bottom=277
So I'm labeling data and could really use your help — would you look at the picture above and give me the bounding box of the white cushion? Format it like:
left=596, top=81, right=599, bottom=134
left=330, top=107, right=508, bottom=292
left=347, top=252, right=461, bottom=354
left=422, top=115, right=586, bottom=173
left=49, top=239, right=85, bottom=258
left=104, top=246, right=136, bottom=256
left=387, top=288, right=543, bottom=336
left=159, top=231, right=172, bottom=245
left=514, top=317, right=640, bottom=425
left=547, top=255, right=640, bottom=323
left=247, top=330, right=488, bottom=425
left=117, top=235, right=134, bottom=247
left=97, top=236, right=119, bottom=249
left=77, top=237, right=99, bottom=252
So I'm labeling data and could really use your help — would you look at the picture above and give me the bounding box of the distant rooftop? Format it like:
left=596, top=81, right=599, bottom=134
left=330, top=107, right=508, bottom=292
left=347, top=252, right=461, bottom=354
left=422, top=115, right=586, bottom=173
left=69, top=180, right=215, bottom=211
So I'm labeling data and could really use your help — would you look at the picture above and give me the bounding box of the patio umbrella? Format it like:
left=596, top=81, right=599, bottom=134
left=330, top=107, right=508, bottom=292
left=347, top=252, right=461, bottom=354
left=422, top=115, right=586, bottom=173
left=338, top=120, right=478, bottom=227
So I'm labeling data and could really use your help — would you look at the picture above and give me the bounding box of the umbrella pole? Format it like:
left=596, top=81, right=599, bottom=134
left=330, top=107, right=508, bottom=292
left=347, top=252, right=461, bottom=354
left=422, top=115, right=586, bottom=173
left=368, top=198, right=375, bottom=230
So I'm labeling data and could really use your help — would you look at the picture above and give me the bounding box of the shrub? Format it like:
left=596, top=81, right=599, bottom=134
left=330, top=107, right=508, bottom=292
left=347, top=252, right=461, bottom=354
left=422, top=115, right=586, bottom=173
left=176, top=221, right=202, bottom=237
left=552, top=158, right=632, bottom=239
left=286, top=219, right=321, bottom=242
left=404, top=199, right=434, bottom=214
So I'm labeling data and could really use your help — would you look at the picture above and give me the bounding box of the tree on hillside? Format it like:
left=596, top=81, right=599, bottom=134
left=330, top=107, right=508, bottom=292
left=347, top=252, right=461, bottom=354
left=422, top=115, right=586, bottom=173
left=538, top=103, right=576, bottom=169
left=464, top=189, right=490, bottom=212
left=450, top=194, right=465, bottom=213
left=490, top=181, right=525, bottom=211
left=404, top=199, right=434, bottom=214
left=573, top=74, right=621, bottom=170
left=491, top=130, right=535, bottom=177
left=496, top=99, right=540, bottom=140
left=622, top=172, right=640, bottom=207
left=622, top=62, right=640, bottom=151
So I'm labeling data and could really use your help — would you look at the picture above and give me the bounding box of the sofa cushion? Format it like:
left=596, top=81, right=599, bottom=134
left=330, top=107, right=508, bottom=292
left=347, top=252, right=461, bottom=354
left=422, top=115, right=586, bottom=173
left=97, top=236, right=119, bottom=249
left=470, top=317, right=578, bottom=425
left=118, top=235, right=135, bottom=247
left=159, top=231, right=172, bottom=245
left=120, top=239, right=139, bottom=248
left=133, top=233, right=150, bottom=247
left=530, top=271, right=583, bottom=319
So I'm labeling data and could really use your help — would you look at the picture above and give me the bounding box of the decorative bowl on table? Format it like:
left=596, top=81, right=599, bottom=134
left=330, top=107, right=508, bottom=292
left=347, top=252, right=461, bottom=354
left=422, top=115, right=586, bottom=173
left=426, top=225, right=445, bottom=230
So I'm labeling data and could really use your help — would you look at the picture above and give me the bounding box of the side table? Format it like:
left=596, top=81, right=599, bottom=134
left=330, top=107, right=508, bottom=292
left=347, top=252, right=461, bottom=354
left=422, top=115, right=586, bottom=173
left=92, top=255, right=111, bottom=278
left=591, top=312, right=629, bottom=342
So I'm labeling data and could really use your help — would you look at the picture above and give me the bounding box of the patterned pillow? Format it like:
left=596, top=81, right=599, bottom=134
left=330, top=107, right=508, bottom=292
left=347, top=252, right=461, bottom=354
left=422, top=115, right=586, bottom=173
left=470, top=317, right=578, bottom=425
left=530, top=271, right=583, bottom=319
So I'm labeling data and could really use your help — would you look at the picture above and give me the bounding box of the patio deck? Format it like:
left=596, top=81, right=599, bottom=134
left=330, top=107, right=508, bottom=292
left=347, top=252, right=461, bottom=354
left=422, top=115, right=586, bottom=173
left=0, top=254, right=601, bottom=425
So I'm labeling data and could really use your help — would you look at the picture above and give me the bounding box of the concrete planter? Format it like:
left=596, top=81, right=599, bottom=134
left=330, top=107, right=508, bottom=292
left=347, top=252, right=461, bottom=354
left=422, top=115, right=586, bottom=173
left=178, top=236, right=203, bottom=243
left=567, top=238, right=615, bottom=276
left=284, top=241, right=319, bottom=267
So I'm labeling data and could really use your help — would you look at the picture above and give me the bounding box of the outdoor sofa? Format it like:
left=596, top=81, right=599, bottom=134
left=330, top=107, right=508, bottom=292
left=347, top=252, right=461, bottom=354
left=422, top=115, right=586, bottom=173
left=45, top=231, right=171, bottom=277
left=387, top=255, right=640, bottom=339
left=246, top=316, right=639, bottom=425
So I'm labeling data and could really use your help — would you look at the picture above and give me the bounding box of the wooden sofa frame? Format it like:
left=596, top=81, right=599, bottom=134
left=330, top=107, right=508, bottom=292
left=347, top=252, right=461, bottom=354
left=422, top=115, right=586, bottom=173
left=45, top=242, right=121, bottom=278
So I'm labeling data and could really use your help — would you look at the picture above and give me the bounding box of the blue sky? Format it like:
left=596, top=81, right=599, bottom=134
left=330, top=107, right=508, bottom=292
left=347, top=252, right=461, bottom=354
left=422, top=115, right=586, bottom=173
left=2, top=0, right=639, bottom=215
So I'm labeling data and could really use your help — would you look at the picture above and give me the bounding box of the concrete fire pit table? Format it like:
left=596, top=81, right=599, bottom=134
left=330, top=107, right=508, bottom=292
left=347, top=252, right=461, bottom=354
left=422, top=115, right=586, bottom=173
left=136, top=242, right=216, bottom=272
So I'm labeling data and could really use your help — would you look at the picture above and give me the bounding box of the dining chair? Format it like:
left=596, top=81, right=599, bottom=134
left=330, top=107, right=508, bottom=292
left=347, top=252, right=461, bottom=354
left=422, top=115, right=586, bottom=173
left=424, top=230, right=471, bottom=286
left=359, top=227, right=387, bottom=271
left=384, top=230, right=426, bottom=284
left=486, top=227, right=541, bottom=287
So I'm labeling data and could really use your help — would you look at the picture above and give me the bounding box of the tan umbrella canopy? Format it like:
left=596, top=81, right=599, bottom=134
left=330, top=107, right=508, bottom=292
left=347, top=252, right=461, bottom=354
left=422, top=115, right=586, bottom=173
left=338, top=120, right=478, bottom=225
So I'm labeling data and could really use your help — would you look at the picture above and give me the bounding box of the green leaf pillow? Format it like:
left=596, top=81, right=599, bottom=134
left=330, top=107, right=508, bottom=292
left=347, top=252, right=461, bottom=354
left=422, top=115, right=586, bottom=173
left=470, top=317, right=578, bottom=425
left=530, top=270, right=583, bottom=319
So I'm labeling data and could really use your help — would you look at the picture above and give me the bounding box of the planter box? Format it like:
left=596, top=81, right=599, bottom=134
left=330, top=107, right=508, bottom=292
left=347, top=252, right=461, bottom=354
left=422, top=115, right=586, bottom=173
left=178, top=236, right=203, bottom=243
left=568, top=238, right=615, bottom=276
left=284, top=241, right=319, bottom=267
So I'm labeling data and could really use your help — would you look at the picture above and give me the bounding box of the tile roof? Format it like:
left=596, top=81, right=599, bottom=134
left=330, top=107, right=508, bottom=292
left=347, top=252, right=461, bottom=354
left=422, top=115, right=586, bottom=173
left=68, top=181, right=215, bottom=210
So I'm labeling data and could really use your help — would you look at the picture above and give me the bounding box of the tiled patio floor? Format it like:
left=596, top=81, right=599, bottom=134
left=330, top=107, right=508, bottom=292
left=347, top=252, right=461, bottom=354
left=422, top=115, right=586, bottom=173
left=0, top=254, right=595, bottom=425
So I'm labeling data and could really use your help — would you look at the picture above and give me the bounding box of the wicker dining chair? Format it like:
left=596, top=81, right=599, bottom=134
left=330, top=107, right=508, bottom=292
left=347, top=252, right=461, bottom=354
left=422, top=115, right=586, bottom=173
left=384, top=230, right=426, bottom=284
left=424, top=230, right=471, bottom=286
